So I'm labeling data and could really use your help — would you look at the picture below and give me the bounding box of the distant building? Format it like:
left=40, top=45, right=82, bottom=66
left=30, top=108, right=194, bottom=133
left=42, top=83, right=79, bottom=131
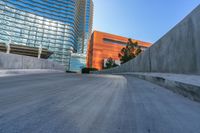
left=87, top=31, right=152, bottom=70
left=0, top=0, right=93, bottom=70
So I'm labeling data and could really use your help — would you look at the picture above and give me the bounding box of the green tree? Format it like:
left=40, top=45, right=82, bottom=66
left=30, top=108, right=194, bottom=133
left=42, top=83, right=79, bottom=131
left=119, top=38, right=142, bottom=64
left=104, top=57, right=118, bottom=69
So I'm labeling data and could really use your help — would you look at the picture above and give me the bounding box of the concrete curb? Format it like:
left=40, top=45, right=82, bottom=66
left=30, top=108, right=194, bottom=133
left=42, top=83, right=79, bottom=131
left=120, top=73, right=200, bottom=102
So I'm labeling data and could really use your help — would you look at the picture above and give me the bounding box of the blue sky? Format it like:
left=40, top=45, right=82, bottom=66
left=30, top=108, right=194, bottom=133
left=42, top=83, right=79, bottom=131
left=93, top=0, right=200, bottom=43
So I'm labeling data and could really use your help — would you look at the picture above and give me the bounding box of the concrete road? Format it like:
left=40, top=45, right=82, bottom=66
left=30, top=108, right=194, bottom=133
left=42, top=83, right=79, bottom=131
left=0, top=73, right=200, bottom=133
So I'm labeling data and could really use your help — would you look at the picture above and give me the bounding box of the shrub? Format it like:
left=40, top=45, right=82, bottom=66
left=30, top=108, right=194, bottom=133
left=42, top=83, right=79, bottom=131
left=81, top=67, right=98, bottom=74
left=104, top=57, right=119, bottom=69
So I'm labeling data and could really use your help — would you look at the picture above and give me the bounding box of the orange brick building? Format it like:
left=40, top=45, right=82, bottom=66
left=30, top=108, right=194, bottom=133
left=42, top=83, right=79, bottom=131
left=87, top=31, right=152, bottom=70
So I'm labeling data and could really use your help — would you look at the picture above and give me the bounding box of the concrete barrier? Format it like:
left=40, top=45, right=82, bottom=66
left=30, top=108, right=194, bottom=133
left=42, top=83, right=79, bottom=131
left=0, top=52, right=65, bottom=71
left=121, top=73, right=200, bottom=102
left=93, top=4, right=200, bottom=75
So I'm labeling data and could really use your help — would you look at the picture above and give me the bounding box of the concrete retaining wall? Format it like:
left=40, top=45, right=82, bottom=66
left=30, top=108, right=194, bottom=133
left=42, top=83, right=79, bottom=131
left=93, top=4, right=200, bottom=75
left=0, top=52, right=65, bottom=71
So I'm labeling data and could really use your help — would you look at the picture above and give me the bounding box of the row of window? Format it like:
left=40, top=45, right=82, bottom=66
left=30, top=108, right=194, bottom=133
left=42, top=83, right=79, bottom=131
left=7, top=1, right=76, bottom=21
left=103, top=38, right=148, bottom=50
left=0, top=26, right=76, bottom=45
left=0, top=22, right=76, bottom=41
left=0, top=32, right=75, bottom=51
left=23, top=0, right=76, bottom=12
left=0, top=14, right=77, bottom=44
left=0, top=20, right=76, bottom=40
left=1, top=3, right=80, bottom=40
left=2, top=3, right=76, bottom=25
left=1, top=6, right=76, bottom=31
left=6, top=0, right=76, bottom=16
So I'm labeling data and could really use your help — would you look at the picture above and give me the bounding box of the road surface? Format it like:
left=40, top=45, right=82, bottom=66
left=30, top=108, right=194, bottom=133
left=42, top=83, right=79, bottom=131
left=0, top=73, right=200, bottom=133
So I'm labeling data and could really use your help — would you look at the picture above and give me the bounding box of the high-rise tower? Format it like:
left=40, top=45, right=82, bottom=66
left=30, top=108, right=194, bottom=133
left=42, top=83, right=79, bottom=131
left=0, top=0, right=93, bottom=70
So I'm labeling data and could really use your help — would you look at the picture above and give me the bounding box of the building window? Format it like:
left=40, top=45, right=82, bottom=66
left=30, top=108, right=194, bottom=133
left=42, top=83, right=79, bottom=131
left=103, top=38, right=127, bottom=46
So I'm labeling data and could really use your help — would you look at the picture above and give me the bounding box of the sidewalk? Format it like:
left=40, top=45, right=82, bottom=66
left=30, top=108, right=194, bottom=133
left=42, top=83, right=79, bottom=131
left=0, top=69, right=64, bottom=77
left=120, top=72, right=200, bottom=102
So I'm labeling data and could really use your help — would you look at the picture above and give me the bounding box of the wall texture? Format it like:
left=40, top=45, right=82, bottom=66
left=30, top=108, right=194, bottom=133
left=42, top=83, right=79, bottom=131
left=0, top=52, right=65, bottom=71
left=93, top=4, right=200, bottom=75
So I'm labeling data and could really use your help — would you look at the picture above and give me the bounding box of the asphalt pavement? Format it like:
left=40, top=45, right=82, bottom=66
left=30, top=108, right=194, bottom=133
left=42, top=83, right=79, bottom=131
left=0, top=73, right=200, bottom=133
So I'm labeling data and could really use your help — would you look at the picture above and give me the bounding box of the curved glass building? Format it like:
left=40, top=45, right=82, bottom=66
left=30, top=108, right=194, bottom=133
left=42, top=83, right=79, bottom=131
left=0, top=0, right=93, bottom=70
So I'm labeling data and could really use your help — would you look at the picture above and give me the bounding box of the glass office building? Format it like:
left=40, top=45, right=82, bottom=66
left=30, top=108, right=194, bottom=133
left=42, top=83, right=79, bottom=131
left=0, top=0, right=93, bottom=70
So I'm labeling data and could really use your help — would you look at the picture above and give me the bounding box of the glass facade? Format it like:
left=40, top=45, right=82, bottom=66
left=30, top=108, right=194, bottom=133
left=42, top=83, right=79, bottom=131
left=69, top=0, right=93, bottom=72
left=70, top=53, right=86, bottom=72
left=0, top=0, right=93, bottom=70
left=83, top=0, right=93, bottom=54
